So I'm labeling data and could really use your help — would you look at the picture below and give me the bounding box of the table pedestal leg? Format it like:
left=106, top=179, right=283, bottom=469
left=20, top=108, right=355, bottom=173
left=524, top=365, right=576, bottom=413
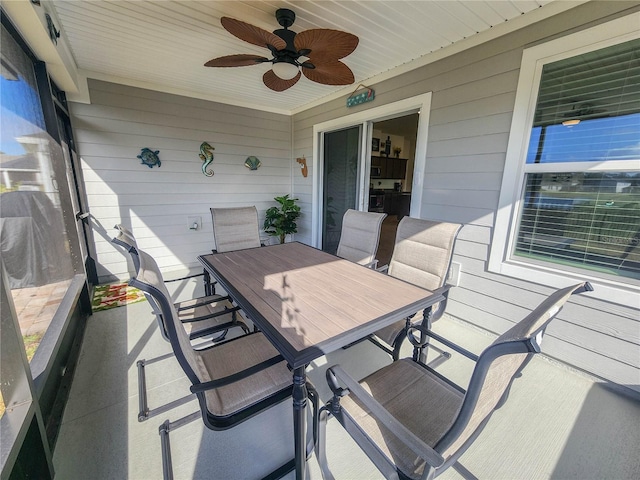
left=292, top=366, right=308, bottom=480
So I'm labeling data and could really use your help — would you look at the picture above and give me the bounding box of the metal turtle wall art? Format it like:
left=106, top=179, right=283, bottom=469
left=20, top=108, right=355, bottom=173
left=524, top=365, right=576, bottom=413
left=199, top=142, right=215, bottom=176
left=244, top=156, right=261, bottom=171
left=137, top=148, right=161, bottom=168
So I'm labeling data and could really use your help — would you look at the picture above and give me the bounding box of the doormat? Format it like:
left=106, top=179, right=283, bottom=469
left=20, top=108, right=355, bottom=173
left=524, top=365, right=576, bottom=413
left=92, top=283, right=146, bottom=311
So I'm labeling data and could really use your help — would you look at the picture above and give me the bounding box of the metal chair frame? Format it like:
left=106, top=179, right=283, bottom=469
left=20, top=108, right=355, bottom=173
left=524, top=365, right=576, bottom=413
left=131, top=260, right=319, bottom=480
left=112, top=226, right=247, bottom=421
left=316, top=282, right=593, bottom=480
left=370, top=218, right=463, bottom=363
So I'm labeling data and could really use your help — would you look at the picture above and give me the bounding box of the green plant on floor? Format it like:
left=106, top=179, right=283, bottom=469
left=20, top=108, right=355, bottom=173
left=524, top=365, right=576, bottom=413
left=264, top=194, right=301, bottom=244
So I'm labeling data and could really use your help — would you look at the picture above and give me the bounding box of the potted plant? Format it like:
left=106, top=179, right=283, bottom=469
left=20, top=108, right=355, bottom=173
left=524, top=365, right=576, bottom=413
left=263, top=194, right=301, bottom=244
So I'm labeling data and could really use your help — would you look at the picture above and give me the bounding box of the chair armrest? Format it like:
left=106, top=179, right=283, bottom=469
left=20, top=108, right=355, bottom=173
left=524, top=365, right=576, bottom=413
left=376, top=264, right=389, bottom=273
left=164, top=272, right=214, bottom=283
left=406, top=324, right=479, bottom=363
left=328, top=365, right=445, bottom=469
left=180, top=305, right=241, bottom=323
left=429, top=284, right=454, bottom=322
left=176, top=295, right=230, bottom=311
left=188, top=318, right=248, bottom=341
left=361, top=259, right=379, bottom=269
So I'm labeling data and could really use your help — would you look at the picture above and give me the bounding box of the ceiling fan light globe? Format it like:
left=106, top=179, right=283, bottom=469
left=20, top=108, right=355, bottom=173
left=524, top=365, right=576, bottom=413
left=272, top=62, right=299, bottom=80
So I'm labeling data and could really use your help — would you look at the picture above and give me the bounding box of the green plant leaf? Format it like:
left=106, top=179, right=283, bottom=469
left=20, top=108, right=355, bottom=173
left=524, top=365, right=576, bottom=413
left=263, top=195, right=300, bottom=243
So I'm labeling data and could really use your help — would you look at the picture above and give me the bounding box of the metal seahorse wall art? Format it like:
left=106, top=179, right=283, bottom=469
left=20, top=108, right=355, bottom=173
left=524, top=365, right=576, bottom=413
left=199, top=142, right=215, bottom=176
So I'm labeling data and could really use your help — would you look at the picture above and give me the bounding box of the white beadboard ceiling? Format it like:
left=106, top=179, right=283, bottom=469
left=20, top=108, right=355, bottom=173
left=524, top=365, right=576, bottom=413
left=49, top=0, right=567, bottom=114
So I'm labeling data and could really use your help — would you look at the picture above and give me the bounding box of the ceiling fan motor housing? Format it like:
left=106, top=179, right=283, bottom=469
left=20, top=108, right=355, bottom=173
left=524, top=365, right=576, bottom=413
left=273, top=9, right=306, bottom=68
left=275, top=8, right=296, bottom=28
left=273, top=28, right=298, bottom=56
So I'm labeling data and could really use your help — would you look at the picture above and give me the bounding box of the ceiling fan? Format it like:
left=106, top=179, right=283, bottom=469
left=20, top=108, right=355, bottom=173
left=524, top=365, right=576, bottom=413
left=560, top=100, right=607, bottom=126
left=562, top=101, right=607, bottom=118
left=205, top=8, right=358, bottom=92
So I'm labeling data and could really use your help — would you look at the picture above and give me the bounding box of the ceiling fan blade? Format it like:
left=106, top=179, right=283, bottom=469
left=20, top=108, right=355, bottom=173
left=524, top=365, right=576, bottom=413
left=302, top=60, right=354, bottom=86
left=205, top=54, right=269, bottom=67
left=221, top=17, right=286, bottom=50
left=263, top=69, right=301, bottom=92
left=294, top=29, right=358, bottom=60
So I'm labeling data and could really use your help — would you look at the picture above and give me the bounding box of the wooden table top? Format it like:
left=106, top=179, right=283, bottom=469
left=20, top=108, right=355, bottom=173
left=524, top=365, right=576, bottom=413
left=199, top=242, right=443, bottom=368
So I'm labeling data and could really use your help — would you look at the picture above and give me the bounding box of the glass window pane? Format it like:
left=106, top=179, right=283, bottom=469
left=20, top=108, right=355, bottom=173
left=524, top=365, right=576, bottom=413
left=322, top=126, right=361, bottom=254
left=514, top=171, right=640, bottom=281
left=526, top=38, right=640, bottom=164
left=1, top=23, right=75, bottom=360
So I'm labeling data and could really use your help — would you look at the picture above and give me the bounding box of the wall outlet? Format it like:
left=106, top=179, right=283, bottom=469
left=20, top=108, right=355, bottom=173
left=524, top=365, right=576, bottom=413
left=448, top=262, right=462, bottom=287
left=188, top=216, right=201, bottom=231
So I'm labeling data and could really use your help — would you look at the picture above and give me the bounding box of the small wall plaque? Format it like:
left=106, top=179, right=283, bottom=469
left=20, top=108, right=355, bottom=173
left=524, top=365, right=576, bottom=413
left=199, top=142, right=215, bottom=176
left=296, top=157, right=308, bottom=177
left=347, top=84, right=375, bottom=107
left=244, top=156, right=261, bottom=170
left=137, top=148, right=161, bottom=168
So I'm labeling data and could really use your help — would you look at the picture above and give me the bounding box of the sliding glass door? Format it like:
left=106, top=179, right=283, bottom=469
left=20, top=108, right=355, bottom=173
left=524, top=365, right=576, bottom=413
left=321, top=125, right=363, bottom=254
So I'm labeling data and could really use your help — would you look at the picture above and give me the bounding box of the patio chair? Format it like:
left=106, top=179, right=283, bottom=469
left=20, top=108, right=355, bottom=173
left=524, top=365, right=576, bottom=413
left=129, top=247, right=318, bottom=479
left=112, top=227, right=249, bottom=421
left=370, top=217, right=462, bottom=361
left=316, top=282, right=594, bottom=480
left=209, top=206, right=264, bottom=328
left=210, top=206, right=262, bottom=253
left=112, top=226, right=232, bottom=340
left=336, top=209, right=387, bottom=268
left=113, top=223, right=217, bottom=294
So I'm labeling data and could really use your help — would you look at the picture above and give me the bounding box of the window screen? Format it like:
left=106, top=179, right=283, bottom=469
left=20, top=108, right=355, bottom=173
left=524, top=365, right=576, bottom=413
left=1, top=22, right=75, bottom=361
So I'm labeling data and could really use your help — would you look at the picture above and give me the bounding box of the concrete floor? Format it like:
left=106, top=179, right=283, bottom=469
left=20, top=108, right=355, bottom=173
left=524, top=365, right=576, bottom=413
left=53, top=279, right=640, bottom=480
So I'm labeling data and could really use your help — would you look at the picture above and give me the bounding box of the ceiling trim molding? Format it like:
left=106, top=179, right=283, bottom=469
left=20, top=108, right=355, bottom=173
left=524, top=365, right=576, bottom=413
left=290, top=0, right=590, bottom=115
left=71, top=69, right=293, bottom=115
left=15, top=0, right=589, bottom=115
left=3, top=0, right=79, bottom=94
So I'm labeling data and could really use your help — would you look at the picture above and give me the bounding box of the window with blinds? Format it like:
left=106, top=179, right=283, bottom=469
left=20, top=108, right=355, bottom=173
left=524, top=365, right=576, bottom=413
left=513, top=38, right=640, bottom=281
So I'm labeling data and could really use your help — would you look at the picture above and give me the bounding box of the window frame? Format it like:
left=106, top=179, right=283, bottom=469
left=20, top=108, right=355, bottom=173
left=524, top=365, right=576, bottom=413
left=489, top=12, right=640, bottom=306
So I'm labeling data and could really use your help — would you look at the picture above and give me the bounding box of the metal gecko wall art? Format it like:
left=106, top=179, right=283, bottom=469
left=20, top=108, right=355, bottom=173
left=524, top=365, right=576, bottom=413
left=199, top=142, right=215, bottom=176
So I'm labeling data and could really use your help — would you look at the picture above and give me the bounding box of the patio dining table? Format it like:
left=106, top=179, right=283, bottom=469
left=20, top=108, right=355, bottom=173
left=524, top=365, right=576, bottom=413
left=198, top=242, right=444, bottom=480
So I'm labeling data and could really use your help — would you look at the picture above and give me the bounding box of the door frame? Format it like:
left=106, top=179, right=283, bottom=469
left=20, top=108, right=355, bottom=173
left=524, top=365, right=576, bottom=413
left=311, top=93, right=432, bottom=247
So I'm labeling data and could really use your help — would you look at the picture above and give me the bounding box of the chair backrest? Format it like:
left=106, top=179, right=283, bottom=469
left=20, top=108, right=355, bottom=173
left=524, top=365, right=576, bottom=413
left=114, top=223, right=135, bottom=238
left=111, top=229, right=172, bottom=341
left=129, top=248, right=210, bottom=387
left=435, top=282, right=593, bottom=460
left=388, top=217, right=462, bottom=291
left=112, top=224, right=140, bottom=271
left=210, top=206, right=261, bottom=253
left=336, top=209, right=387, bottom=266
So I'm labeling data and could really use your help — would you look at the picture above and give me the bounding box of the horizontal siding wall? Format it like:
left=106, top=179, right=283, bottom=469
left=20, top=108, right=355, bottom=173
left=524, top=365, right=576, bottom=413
left=71, top=79, right=292, bottom=283
left=292, top=2, right=639, bottom=391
